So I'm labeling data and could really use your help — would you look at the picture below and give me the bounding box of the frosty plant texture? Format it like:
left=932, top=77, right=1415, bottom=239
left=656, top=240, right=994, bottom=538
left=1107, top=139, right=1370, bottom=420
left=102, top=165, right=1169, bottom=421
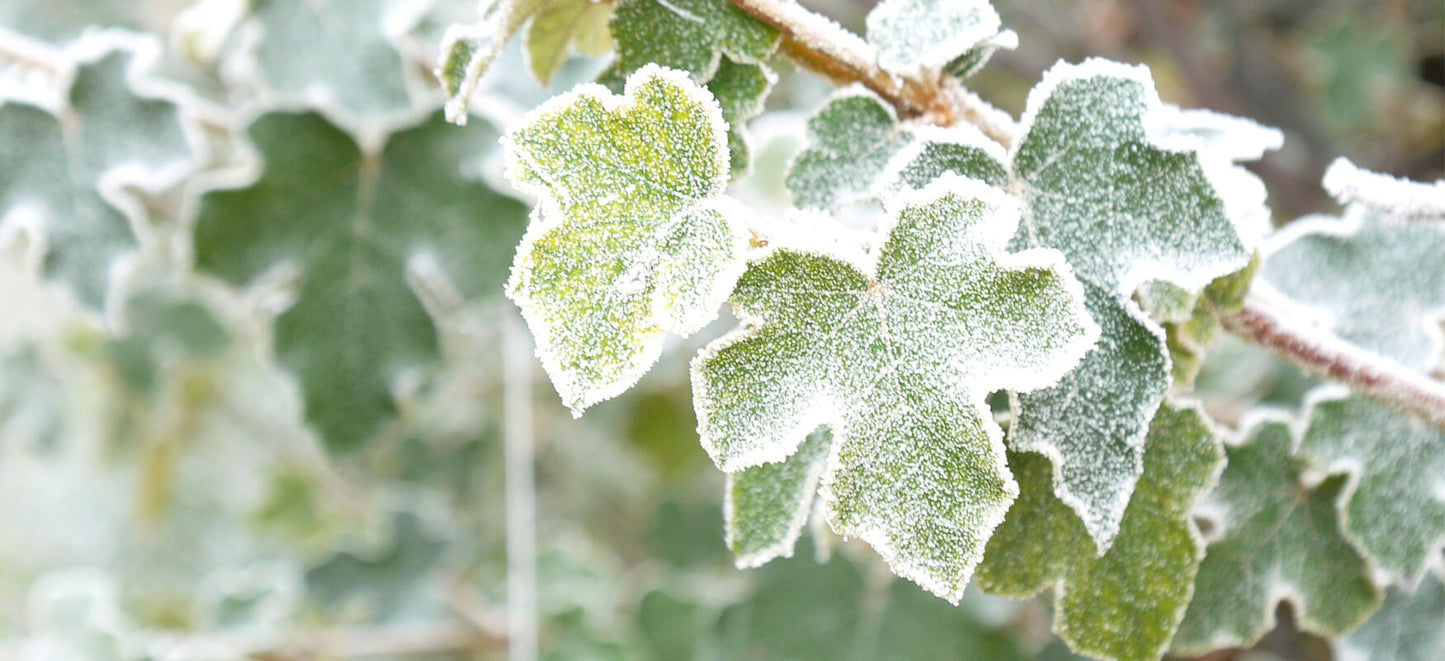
left=0, top=0, right=1443, bottom=659
left=440, top=0, right=1445, bottom=658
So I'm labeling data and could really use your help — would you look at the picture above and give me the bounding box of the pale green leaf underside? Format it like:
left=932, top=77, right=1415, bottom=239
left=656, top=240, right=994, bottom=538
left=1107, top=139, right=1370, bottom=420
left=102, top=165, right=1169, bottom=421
left=611, top=0, right=778, bottom=80
left=526, top=0, right=613, bottom=85
left=979, top=402, right=1223, bottom=661
left=1301, top=390, right=1445, bottom=583
left=0, top=35, right=196, bottom=309
left=865, top=0, right=1003, bottom=78
left=506, top=66, right=747, bottom=414
left=1263, top=208, right=1445, bottom=372
left=726, top=428, right=832, bottom=568
left=1008, top=59, right=1251, bottom=551
left=1172, top=417, right=1382, bottom=654
left=1336, top=563, right=1445, bottom=661
left=243, top=0, right=418, bottom=125
left=694, top=176, right=1096, bottom=601
left=194, top=111, right=528, bottom=451
left=786, top=88, right=914, bottom=211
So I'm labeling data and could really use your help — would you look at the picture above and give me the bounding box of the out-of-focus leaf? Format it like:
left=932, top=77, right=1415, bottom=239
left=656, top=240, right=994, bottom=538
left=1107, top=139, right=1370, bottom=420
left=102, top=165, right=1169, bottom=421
left=1335, top=561, right=1445, bottom=661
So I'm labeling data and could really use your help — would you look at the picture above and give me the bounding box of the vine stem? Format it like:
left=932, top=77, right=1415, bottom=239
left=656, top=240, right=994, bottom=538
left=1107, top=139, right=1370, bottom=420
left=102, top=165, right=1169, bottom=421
left=728, top=0, right=1445, bottom=428
left=1221, top=291, right=1445, bottom=432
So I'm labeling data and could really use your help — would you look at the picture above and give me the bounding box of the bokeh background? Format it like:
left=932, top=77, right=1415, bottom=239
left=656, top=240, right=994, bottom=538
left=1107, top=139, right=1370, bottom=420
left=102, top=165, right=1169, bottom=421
left=0, top=1, right=1440, bottom=659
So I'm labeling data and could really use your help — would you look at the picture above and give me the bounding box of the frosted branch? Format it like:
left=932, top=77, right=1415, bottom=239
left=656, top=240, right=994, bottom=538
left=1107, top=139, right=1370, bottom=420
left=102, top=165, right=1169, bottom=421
left=1222, top=291, right=1445, bottom=433
left=727, top=0, right=1018, bottom=147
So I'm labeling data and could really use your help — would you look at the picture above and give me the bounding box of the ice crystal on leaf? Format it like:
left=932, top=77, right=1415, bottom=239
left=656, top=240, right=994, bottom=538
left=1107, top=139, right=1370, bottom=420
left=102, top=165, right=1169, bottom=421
left=1262, top=179, right=1445, bottom=373
left=1321, top=157, right=1445, bottom=221
left=194, top=111, right=528, bottom=451
left=0, top=31, right=199, bottom=310
left=1007, top=59, right=1255, bottom=552
left=706, top=58, right=777, bottom=178
left=865, top=0, right=1009, bottom=79
left=1172, top=413, right=1383, bottom=654
left=876, top=124, right=1009, bottom=198
left=1299, top=387, right=1445, bottom=584
left=611, top=0, right=779, bottom=80
left=693, top=175, right=1097, bottom=601
left=726, top=428, right=832, bottom=568
left=1336, top=561, right=1445, bottom=661
left=505, top=66, right=750, bottom=414
left=978, top=402, right=1223, bottom=661
left=786, top=87, right=915, bottom=211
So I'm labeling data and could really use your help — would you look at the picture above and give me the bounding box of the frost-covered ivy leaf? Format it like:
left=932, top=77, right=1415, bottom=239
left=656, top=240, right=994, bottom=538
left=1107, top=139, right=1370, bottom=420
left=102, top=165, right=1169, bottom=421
left=237, top=0, right=424, bottom=127
left=943, top=28, right=1018, bottom=79
left=1008, top=59, right=1253, bottom=551
left=1141, top=254, right=1259, bottom=390
left=786, top=87, right=915, bottom=211
left=694, top=176, right=1097, bottom=601
left=194, top=110, right=528, bottom=450
left=1171, top=415, right=1383, bottom=654
left=0, top=32, right=198, bottom=309
left=1322, top=156, right=1445, bottom=221
left=1300, top=388, right=1445, bottom=584
left=707, top=58, right=775, bottom=177
left=977, top=402, right=1224, bottom=661
left=876, top=125, right=1008, bottom=198
left=1336, top=562, right=1445, bottom=661
left=726, top=428, right=831, bottom=568
left=439, top=0, right=548, bottom=122
left=505, top=66, right=748, bottom=413
left=611, top=0, right=778, bottom=80
left=1262, top=207, right=1445, bottom=373
left=526, top=0, right=612, bottom=86
left=865, top=0, right=1006, bottom=78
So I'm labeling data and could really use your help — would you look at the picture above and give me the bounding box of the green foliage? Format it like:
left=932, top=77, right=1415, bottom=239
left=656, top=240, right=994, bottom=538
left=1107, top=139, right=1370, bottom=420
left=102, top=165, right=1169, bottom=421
left=865, top=0, right=1008, bottom=78
left=694, top=177, right=1096, bottom=600
left=786, top=88, right=914, bottom=210
left=611, top=0, right=778, bottom=79
left=504, top=65, right=748, bottom=413
left=979, top=402, right=1224, bottom=661
left=194, top=110, right=527, bottom=450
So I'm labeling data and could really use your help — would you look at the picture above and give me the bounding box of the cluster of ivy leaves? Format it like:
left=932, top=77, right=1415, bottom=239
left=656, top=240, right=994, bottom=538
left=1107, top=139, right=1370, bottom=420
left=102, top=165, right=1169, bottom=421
left=1, top=1, right=1442, bottom=660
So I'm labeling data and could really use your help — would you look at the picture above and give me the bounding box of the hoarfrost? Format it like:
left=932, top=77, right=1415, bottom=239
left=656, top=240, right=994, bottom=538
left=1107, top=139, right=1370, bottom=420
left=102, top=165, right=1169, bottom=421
left=612, top=0, right=778, bottom=81
left=726, top=428, right=833, bottom=568
left=1172, top=411, right=1383, bottom=654
left=1262, top=182, right=1445, bottom=373
left=505, top=65, right=750, bottom=414
left=1299, top=386, right=1445, bottom=585
left=1322, top=157, right=1445, bottom=220
left=1335, top=560, right=1445, bottom=661
left=693, top=175, right=1098, bottom=601
left=1007, top=58, right=1255, bottom=552
left=786, top=86, right=915, bottom=211
left=865, top=0, right=1009, bottom=79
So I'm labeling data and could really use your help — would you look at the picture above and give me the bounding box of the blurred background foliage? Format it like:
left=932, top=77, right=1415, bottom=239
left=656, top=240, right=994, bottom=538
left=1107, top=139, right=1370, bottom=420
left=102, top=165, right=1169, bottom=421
left=0, top=0, right=1439, bottom=659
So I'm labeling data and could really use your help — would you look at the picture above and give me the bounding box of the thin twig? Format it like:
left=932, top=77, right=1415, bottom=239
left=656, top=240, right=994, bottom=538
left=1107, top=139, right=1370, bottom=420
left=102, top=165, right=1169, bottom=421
left=1221, top=291, right=1445, bottom=433
left=728, top=0, right=1018, bottom=147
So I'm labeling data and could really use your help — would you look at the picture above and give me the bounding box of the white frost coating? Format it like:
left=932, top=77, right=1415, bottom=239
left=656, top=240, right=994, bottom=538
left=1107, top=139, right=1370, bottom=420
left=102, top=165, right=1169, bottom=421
left=865, top=0, right=1004, bottom=79
left=1262, top=205, right=1445, bottom=373
left=505, top=64, right=749, bottom=414
left=734, top=0, right=883, bottom=83
left=695, top=173, right=1098, bottom=602
left=1323, top=157, right=1445, bottom=220
left=875, top=123, right=1006, bottom=198
left=1148, top=105, right=1285, bottom=162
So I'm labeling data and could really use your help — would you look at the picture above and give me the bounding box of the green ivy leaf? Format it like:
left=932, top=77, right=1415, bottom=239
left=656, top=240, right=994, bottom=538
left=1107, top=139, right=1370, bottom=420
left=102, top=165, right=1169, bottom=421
left=237, top=0, right=423, bottom=127
left=865, top=0, right=1007, bottom=78
left=305, top=511, right=446, bottom=618
left=694, top=176, right=1097, bottom=601
left=1008, top=59, right=1254, bottom=551
left=194, top=110, right=528, bottom=450
left=876, top=125, right=1009, bottom=198
left=706, top=57, right=776, bottom=177
left=610, top=0, right=778, bottom=80
left=0, top=32, right=198, bottom=309
left=786, top=88, right=915, bottom=211
left=726, top=428, right=831, bottom=568
left=1172, top=413, right=1383, bottom=654
left=977, top=402, right=1224, bottom=661
left=440, top=0, right=557, bottom=121
left=1336, top=562, right=1445, bottom=661
left=505, top=65, right=749, bottom=413
left=1300, top=388, right=1445, bottom=584
left=1141, top=254, right=1259, bottom=390
left=526, top=0, right=613, bottom=86
left=1262, top=207, right=1445, bottom=373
